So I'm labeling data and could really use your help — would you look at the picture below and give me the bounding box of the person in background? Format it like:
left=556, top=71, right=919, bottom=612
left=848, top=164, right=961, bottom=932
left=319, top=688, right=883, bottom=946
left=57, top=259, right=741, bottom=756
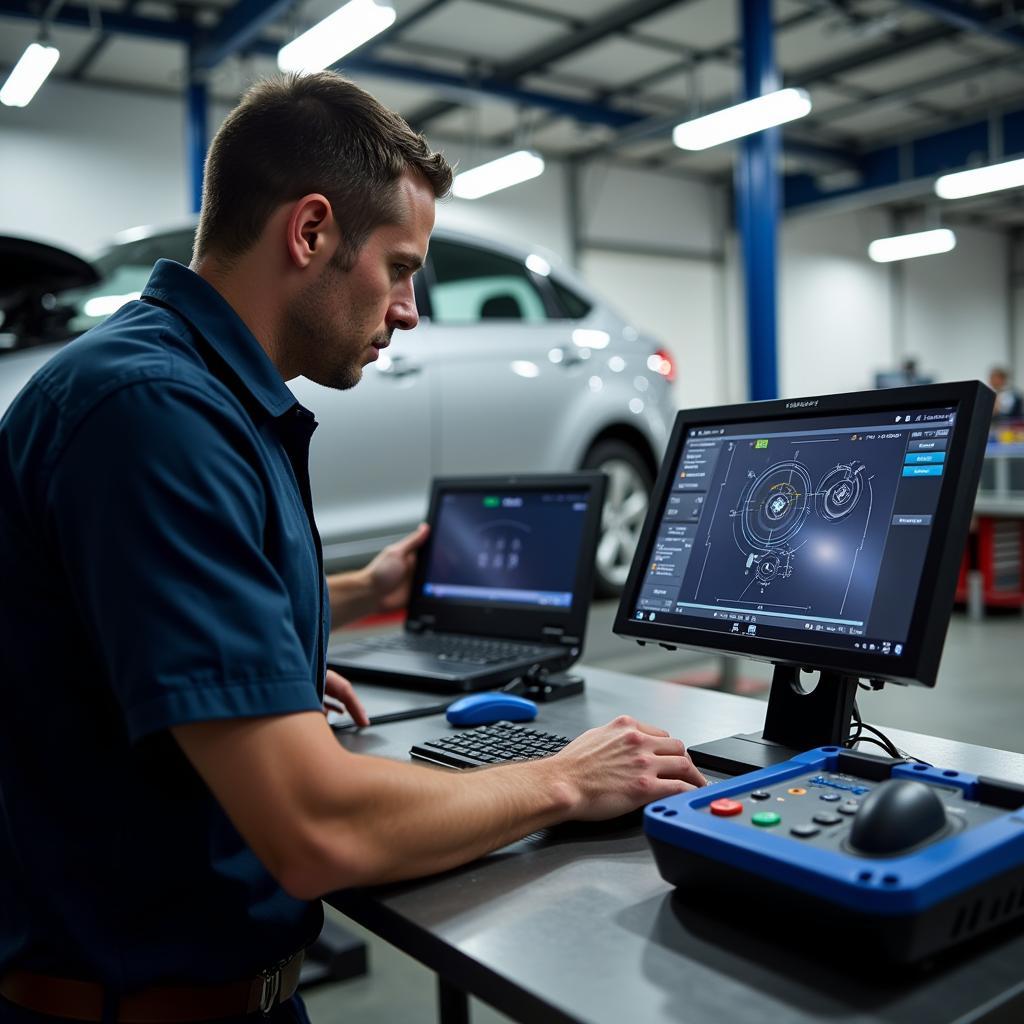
left=989, top=366, right=1023, bottom=420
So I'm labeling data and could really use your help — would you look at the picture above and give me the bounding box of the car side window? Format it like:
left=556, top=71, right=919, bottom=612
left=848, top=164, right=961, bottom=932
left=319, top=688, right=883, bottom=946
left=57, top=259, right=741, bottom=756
left=428, top=240, right=547, bottom=324
left=549, top=279, right=593, bottom=320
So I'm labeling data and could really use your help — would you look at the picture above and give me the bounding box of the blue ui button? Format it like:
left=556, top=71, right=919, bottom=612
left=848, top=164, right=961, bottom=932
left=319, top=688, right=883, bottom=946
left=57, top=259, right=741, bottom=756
left=905, top=451, right=946, bottom=465
left=902, top=465, right=944, bottom=478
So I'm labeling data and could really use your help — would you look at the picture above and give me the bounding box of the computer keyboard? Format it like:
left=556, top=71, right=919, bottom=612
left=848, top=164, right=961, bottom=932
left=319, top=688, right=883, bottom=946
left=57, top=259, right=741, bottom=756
left=353, top=633, right=549, bottom=665
left=410, top=722, right=573, bottom=769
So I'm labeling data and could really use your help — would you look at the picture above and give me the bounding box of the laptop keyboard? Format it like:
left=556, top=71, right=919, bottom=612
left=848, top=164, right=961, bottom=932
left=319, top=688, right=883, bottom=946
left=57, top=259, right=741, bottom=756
left=410, top=722, right=573, bottom=769
left=353, top=633, right=550, bottom=666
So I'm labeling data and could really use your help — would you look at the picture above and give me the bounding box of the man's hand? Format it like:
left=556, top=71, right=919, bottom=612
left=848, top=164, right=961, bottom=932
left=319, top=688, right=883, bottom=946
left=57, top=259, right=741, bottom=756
left=550, top=715, right=707, bottom=821
left=363, top=523, right=429, bottom=613
left=323, top=669, right=369, bottom=728
left=327, top=524, right=429, bottom=625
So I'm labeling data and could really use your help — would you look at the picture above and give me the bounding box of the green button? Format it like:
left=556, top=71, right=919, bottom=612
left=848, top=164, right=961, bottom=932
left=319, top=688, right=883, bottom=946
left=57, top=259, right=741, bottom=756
left=751, top=811, right=781, bottom=827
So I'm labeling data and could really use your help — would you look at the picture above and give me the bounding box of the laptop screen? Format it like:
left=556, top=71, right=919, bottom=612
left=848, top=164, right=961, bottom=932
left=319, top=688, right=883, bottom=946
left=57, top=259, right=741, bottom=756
left=420, top=487, right=592, bottom=610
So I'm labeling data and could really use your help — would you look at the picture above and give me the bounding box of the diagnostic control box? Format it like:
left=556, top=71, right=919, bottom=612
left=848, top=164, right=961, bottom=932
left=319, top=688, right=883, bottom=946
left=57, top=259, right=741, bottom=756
left=645, top=748, right=1024, bottom=962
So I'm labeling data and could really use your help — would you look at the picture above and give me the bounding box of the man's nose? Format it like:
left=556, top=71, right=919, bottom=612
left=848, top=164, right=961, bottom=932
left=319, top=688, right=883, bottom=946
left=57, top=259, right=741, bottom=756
left=387, top=282, right=419, bottom=332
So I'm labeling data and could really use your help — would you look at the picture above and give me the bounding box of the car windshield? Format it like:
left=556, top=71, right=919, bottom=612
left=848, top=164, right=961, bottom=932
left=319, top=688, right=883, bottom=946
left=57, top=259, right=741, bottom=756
left=0, top=228, right=195, bottom=355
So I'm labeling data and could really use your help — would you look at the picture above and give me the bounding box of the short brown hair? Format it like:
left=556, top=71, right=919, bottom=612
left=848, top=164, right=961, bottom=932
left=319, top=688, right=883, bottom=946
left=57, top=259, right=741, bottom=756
left=194, top=72, right=452, bottom=266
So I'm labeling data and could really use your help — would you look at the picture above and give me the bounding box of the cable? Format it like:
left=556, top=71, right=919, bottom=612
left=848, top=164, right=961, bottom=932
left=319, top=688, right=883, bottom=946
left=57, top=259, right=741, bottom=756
left=844, top=698, right=931, bottom=765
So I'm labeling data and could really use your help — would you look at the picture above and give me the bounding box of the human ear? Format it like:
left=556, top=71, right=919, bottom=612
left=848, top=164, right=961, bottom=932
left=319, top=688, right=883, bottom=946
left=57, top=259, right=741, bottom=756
left=284, top=194, right=337, bottom=268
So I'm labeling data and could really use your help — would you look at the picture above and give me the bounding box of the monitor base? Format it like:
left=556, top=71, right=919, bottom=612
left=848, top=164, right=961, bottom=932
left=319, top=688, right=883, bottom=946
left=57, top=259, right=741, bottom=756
left=523, top=672, right=585, bottom=702
left=689, top=664, right=860, bottom=776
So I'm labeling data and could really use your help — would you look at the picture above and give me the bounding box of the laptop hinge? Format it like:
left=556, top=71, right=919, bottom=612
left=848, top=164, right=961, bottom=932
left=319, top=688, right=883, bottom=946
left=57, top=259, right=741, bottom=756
left=542, top=626, right=579, bottom=646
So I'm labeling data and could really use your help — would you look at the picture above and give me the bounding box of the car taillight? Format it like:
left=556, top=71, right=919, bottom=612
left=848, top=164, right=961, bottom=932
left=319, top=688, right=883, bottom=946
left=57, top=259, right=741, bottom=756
left=646, top=348, right=676, bottom=383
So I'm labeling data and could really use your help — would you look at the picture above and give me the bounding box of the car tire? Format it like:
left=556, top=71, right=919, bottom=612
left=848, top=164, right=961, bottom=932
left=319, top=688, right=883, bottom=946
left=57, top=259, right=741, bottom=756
left=582, top=439, right=654, bottom=598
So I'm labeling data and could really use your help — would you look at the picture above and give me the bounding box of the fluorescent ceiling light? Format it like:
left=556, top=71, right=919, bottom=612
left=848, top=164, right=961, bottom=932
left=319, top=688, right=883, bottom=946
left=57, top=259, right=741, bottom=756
left=83, top=292, right=141, bottom=317
left=278, top=0, right=395, bottom=74
left=672, top=88, right=812, bottom=151
left=935, top=157, right=1024, bottom=200
left=868, top=229, right=956, bottom=263
left=1, top=42, right=60, bottom=108
left=452, top=150, right=545, bottom=200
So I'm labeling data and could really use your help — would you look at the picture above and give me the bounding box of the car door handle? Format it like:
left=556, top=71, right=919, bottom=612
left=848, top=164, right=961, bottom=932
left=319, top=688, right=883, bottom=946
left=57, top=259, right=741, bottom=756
left=553, top=346, right=587, bottom=367
left=378, top=354, right=422, bottom=379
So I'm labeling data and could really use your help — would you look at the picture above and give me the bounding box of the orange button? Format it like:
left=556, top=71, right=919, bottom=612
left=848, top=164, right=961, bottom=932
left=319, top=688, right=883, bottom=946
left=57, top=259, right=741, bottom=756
left=710, top=798, right=743, bottom=817
left=788, top=787, right=807, bottom=796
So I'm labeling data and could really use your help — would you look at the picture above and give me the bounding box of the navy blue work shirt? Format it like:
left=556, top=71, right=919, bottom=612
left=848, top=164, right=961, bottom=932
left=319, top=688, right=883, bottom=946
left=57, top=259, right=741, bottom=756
left=0, top=260, right=331, bottom=988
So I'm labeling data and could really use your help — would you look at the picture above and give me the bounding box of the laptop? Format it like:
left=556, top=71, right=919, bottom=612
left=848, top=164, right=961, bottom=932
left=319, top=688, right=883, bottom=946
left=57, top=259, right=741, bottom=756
left=327, top=473, right=606, bottom=693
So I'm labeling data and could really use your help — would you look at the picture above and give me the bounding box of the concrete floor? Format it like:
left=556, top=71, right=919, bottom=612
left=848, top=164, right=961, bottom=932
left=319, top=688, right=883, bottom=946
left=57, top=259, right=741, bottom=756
left=304, top=602, right=1023, bottom=1023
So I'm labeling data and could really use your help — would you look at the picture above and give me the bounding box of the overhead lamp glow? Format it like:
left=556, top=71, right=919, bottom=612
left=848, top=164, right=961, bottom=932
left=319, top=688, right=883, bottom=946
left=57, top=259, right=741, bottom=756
left=868, top=229, right=956, bottom=264
left=278, top=0, right=396, bottom=74
left=1, top=42, right=60, bottom=108
left=452, top=150, right=545, bottom=200
left=935, top=157, right=1024, bottom=200
left=672, top=87, right=812, bottom=151
left=83, top=292, right=141, bottom=317
left=572, top=328, right=610, bottom=350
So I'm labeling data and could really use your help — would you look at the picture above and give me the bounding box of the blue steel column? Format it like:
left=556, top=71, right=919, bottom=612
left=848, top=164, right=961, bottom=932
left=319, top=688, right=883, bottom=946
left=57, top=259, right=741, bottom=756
left=187, top=74, right=208, bottom=214
left=736, top=0, right=779, bottom=401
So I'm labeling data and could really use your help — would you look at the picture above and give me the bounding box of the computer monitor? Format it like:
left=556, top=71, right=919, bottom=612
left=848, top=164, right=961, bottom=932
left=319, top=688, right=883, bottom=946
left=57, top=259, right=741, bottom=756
left=614, top=381, right=994, bottom=775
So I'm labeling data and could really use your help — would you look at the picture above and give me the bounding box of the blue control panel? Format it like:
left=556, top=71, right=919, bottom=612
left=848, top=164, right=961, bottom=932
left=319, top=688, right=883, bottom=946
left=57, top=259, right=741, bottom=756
left=645, top=747, right=1024, bottom=961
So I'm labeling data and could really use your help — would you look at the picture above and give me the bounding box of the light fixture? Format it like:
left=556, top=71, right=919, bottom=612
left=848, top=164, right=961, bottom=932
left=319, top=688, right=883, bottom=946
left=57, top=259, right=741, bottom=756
left=83, top=292, right=141, bottom=317
left=525, top=253, right=551, bottom=276
left=867, top=228, right=956, bottom=263
left=935, top=157, right=1024, bottom=200
left=452, top=150, right=545, bottom=200
left=672, top=88, right=812, bottom=151
left=278, top=0, right=395, bottom=75
left=1, top=42, right=60, bottom=108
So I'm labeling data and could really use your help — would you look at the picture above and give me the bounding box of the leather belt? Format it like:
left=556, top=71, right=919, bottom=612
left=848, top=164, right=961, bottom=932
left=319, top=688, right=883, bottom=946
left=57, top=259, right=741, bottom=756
left=0, top=952, right=304, bottom=1022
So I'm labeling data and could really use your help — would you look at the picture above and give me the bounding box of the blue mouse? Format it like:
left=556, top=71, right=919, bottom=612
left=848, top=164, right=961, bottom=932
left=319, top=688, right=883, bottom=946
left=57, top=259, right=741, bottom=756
left=445, top=692, right=538, bottom=727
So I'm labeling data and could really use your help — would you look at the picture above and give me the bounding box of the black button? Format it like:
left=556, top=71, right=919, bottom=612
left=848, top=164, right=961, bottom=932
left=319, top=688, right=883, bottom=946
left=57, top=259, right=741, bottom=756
left=750, top=790, right=771, bottom=801
left=812, top=813, right=842, bottom=826
left=819, top=793, right=841, bottom=802
left=790, top=824, right=820, bottom=838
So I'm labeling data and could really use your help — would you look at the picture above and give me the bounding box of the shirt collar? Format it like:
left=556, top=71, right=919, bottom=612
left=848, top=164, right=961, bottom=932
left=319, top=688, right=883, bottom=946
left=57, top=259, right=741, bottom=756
left=142, top=259, right=298, bottom=419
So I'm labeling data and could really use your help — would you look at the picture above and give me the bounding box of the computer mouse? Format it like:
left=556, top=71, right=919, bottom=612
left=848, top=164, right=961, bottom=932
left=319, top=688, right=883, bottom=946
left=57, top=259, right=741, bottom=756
left=848, top=779, right=949, bottom=855
left=445, top=693, right=538, bottom=727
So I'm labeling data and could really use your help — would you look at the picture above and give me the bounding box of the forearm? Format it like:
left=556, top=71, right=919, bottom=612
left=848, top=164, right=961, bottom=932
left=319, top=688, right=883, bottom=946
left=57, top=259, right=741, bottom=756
left=327, top=568, right=377, bottom=626
left=288, top=753, right=575, bottom=896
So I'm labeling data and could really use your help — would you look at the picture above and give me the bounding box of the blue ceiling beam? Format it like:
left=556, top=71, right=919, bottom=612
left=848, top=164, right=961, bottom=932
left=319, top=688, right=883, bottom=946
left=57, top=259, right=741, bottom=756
left=784, top=106, right=1024, bottom=210
left=192, top=0, right=295, bottom=71
left=901, top=0, right=1024, bottom=48
left=0, top=0, right=194, bottom=43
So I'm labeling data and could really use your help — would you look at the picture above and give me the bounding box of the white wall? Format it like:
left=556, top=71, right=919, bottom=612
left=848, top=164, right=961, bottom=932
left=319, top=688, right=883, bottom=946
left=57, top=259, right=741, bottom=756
left=779, top=208, right=894, bottom=398
left=901, top=224, right=1010, bottom=385
left=0, top=79, right=198, bottom=257
left=1, top=78, right=1017, bottom=401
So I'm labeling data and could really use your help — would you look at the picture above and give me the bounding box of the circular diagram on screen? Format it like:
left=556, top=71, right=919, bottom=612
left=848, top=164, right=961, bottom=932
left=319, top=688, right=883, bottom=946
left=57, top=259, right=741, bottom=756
left=738, top=460, right=813, bottom=550
left=816, top=463, right=865, bottom=522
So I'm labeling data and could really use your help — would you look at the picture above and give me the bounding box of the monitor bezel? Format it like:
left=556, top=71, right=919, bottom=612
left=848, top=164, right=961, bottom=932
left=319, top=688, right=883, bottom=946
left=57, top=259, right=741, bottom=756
left=407, top=472, right=606, bottom=643
left=613, top=381, right=993, bottom=687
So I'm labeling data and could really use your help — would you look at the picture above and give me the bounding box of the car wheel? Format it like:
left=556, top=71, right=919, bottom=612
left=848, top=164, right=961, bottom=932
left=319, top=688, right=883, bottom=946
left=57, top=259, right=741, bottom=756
left=582, top=440, right=654, bottom=597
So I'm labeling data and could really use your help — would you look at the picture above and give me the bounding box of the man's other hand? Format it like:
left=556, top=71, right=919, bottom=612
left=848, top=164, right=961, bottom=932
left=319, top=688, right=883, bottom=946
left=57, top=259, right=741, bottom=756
left=364, top=523, right=429, bottom=613
left=323, top=669, right=370, bottom=728
left=551, top=716, right=707, bottom=821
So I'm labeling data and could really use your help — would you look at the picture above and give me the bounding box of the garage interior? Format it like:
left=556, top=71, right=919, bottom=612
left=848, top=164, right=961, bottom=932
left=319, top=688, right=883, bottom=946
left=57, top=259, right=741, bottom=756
left=2, top=1, right=1024, bottom=1022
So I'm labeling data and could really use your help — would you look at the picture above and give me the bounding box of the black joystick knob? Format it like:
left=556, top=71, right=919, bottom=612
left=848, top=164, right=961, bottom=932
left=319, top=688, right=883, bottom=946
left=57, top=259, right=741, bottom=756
left=848, top=779, right=948, bottom=855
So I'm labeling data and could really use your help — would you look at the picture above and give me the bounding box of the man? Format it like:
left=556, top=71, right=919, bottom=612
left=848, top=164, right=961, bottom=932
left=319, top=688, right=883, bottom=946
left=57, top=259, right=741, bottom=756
left=0, top=73, right=704, bottom=1022
left=989, top=366, right=1023, bottom=420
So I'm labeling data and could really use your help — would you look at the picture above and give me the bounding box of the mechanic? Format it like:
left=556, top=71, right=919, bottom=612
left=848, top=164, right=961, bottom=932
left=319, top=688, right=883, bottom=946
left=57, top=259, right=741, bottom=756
left=0, top=71, right=705, bottom=1023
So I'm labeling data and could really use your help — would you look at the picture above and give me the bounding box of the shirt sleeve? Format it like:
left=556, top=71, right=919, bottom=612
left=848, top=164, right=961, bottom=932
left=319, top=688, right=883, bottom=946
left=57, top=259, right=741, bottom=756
left=45, top=376, right=322, bottom=742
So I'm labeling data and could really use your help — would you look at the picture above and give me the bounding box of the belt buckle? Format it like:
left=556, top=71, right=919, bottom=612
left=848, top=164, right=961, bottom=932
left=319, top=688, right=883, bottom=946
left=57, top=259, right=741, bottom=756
left=258, top=954, right=292, bottom=1016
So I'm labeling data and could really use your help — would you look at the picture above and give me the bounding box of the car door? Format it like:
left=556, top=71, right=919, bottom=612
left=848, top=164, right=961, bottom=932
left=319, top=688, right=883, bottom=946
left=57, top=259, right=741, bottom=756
left=423, top=237, right=586, bottom=477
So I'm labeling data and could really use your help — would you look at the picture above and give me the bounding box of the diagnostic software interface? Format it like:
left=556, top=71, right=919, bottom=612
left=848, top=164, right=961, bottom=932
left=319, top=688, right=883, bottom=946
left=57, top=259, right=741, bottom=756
left=422, top=488, right=590, bottom=610
left=631, top=403, right=958, bottom=659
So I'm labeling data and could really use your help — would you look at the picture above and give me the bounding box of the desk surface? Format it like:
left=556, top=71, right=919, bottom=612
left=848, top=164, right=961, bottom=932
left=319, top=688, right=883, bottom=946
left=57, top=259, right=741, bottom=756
left=328, top=668, right=1024, bottom=1024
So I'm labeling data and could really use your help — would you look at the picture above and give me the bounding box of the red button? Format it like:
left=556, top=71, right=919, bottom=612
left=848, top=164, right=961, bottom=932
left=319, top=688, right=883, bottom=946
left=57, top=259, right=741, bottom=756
left=710, top=798, right=743, bottom=817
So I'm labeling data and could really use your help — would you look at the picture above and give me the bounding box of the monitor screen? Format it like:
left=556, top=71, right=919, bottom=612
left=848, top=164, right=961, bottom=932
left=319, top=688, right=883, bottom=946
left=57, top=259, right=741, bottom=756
left=420, top=486, right=593, bottom=611
left=630, top=404, right=956, bottom=659
left=616, top=382, right=992, bottom=692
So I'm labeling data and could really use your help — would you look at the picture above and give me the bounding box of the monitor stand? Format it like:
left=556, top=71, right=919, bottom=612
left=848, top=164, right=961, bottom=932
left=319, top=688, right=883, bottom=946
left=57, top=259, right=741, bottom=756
left=688, top=665, right=858, bottom=776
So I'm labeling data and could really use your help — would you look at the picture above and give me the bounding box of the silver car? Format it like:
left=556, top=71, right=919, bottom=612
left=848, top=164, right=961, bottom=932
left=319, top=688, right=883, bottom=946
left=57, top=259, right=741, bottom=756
left=0, top=224, right=678, bottom=594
